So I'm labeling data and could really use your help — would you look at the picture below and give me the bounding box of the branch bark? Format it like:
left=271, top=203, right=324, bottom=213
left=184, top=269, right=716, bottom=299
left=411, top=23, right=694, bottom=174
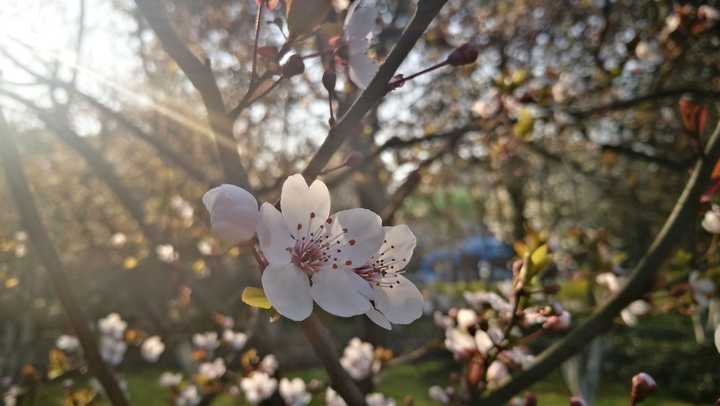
left=481, top=118, right=720, bottom=405
left=0, top=109, right=130, bottom=406
left=133, top=0, right=250, bottom=188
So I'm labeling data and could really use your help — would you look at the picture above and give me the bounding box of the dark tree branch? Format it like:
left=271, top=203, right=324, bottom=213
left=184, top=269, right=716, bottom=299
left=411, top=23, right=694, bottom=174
left=600, top=144, right=690, bottom=171
left=301, top=0, right=449, bottom=182
left=0, top=109, right=130, bottom=406
left=133, top=0, right=250, bottom=188
left=566, top=88, right=720, bottom=118
left=482, top=118, right=720, bottom=405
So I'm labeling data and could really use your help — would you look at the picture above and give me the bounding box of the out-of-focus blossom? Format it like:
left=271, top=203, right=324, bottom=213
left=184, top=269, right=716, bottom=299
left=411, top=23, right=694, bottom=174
left=690, top=272, right=715, bottom=307
left=158, top=372, right=183, bottom=387
left=192, top=332, right=220, bottom=352
left=444, top=328, right=476, bottom=360
left=596, top=272, right=622, bottom=293
left=715, top=325, right=720, bottom=354
left=464, top=291, right=513, bottom=315
left=631, top=372, right=657, bottom=404
left=501, top=346, right=535, bottom=369
left=257, top=174, right=383, bottom=321
left=259, top=354, right=278, bottom=375
left=702, top=206, right=720, bottom=234
left=98, top=313, right=127, bottom=340
left=3, top=386, right=21, bottom=406
left=360, top=225, right=423, bottom=330
left=56, top=335, right=80, bottom=352
left=223, top=330, right=248, bottom=351
left=543, top=310, right=571, bottom=331
left=176, top=385, right=200, bottom=406
left=141, top=336, right=165, bottom=362
left=203, top=184, right=259, bottom=244
left=486, top=361, right=509, bottom=387
left=171, top=195, right=195, bottom=225
left=340, top=338, right=375, bottom=380
left=365, top=393, right=395, bottom=406
left=156, top=244, right=179, bottom=263
left=428, top=385, right=451, bottom=404
left=621, top=300, right=651, bottom=327
left=326, top=387, right=347, bottom=406
left=240, top=372, right=278, bottom=405
left=472, top=89, right=501, bottom=119
left=433, top=311, right=453, bottom=329
left=99, top=336, right=127, bottom=366
left=279, top=377, right=311, bottom=406
left=456, top=309, right=478, bottom=331
left=197, top=239, right=214, bottom=256
left=569, top=396, right=588, bottom=406
left=342, top=0, right=378, bottom=89
left=198, top=358, right=226, bottom=380
left=110, top=232, right=127, bottom=247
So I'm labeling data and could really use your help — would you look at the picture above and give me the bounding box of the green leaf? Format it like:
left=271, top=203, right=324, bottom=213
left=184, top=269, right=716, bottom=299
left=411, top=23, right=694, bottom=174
left=242, top=287, right=272, bottom=309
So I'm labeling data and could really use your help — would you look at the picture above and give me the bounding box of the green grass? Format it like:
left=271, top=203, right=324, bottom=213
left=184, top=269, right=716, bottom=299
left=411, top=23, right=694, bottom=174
left=33, top=360, right=694, bottom=405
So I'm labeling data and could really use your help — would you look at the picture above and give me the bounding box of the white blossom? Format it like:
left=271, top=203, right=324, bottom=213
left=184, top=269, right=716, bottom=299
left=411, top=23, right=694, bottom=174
left=99, top=336, right=127, bottom=366
left=486, top=361, right=509, bottom=387
left=257, top=174, right=384, bottom=321
left=56, top=335, right=80, bottom=353
left=198, top=358, right=226, bottom=381
left=203, top=184, right=259, bottom=244
left=621, top=300, right=651, bottom=327
left=325, top=387, right=348, bottom=406
left=98, top=313, right=127, bottom=340
left=365, top=393, right=395, bottom=406
left=444, top=328, right=476, bottom=360
left=176, top=385, right=200, bottom=406
left=259, top=354, right=278, bottom=375
left=340, top=338, right=375, bottom=380
left=223, top=330, right=248, bottom=351
left=456, top=309, right=478, bottom=331
left=192, top=332, right=220, bottom=352
left=110, top=232, right=127, bottom=247
left=343, top=0, right=378, bottom=89
left=464, top=291, right=513, bottom=316
left=158, top=372, right=183, bottom=388
left=156, top=244, right=179, bottom=263
left=703, top=205, right=720, bottom=234
left=240, top=372, right=277, bottom=405
left=141, top=336, right=165, bottom=363
left=279, top=378, right=311, bottom=406
left=428, top=386, right=451, bottom=404
left=690, top=272, right=715, bottom=308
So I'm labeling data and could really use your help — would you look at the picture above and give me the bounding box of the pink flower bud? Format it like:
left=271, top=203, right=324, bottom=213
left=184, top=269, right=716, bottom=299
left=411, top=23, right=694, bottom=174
left=543, top=310, right=571, bottom=331
left=631, top=372, right=657, bottom=404
left=446, top=43, right=479, bottom=67
left=203, top=185, right=259, bottom=244
left=524, top=393, right=537, bottom=406
left=281, top=55, right=305, bottom=78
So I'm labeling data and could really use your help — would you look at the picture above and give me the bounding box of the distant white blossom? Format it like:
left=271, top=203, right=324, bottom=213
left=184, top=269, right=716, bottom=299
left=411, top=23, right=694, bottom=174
left=279, top=377, right=311, bottom=406
left=156, top=244, right=179, bottom=263
left=340, top=338, right=375, bottom=380
left=176, top=385, right=200, bottom=406
left=98, top=313, right=127, bottom=340
left=428, top=386, right=451, bottom=404
left=56, top=335, right=80, bottom=353
left=326, top=387, right=347, bottom=406
left=141, top=336, right=165, bottom=363
left=158, top=372, right=183, bottom=388
left=259, top=354, right=278, bottom=375
left=240, top=372, right=277, bottom=404
left=365, top=393, right=395, bottom=406
left=99, top=336, right=126, bottom=366
left=192, top=332, right=220, bottom=352
left=198, top=358, right=226, bottom=381
left=703, top=205, right=720, bottom=234
left=222, top=330, right=248, bottom=351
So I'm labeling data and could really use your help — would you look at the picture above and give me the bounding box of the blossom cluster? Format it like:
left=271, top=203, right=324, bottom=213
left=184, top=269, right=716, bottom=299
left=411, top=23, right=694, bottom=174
left=203, top=173, right=424, bottom=328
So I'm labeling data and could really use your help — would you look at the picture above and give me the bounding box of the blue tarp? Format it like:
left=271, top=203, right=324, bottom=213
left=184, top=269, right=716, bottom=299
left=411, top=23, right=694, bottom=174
left=417, top=234, right=513, bottom=283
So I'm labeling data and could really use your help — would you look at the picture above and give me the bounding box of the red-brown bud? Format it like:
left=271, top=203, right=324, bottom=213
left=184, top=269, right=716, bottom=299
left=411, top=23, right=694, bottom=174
left=524, top=393, right=537, bottom=406
left=569, top=396, right=587, bottom=406
left=446, top=43, right=479, bottom=66
left=631, top=372, right=657, bottom=404
left=322, top=71, right=337, bottom=94
left=281, top=55, right=305, bottom=78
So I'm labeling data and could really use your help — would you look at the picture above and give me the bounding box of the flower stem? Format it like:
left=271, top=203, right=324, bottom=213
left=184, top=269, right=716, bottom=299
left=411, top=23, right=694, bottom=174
left=250, top=0, right=265, bottom=88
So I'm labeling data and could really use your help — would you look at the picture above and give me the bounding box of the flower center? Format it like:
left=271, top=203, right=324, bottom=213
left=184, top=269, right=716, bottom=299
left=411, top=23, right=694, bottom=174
left=291, top=239, right=324, bottom=275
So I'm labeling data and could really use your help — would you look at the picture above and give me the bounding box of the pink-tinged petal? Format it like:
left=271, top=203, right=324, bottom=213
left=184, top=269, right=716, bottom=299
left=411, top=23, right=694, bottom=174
left=366, top=308, right=391, bottom=330
left=310, top=269, right=371, bottom=317
left=257, top=203, right=293, bottom=265
left=328, top=208, right=383, bottom=268
left=281, top=174, right=331, bottom=239
left=343, top=0, right=376, bottom=43
left=261, top=263, right=313, bottom=321
left=715, top=325, right=720, bottom=354
left=375, top=225, right=416, bottom=272
left=348, top=52, right=378, bottom=90
left=202, top=184, right=259, bottom=244
left=373, top=275, right=423, bottom=324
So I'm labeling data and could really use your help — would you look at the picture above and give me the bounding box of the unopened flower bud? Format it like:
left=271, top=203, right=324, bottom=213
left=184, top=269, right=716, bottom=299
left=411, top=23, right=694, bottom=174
left=446, top=43, right=479, bottom=66
left=631, top=372, right=656, bottom=404
left=543, top=310, right=571, bottom=331
left=203, top=184, right=259, bottom=244
left=524, top=393, right=537, bottom=406
left=281, top=54, right=305, bottom=78
left=322, top=71, right=337, bottom=94
left=569, top=396, right=587, bottom=406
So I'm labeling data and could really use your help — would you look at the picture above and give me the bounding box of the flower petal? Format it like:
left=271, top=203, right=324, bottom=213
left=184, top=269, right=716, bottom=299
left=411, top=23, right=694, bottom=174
left=343, top=0, right=376, bottom=43
left=203, top=184, right=259, bottom=244
left=348, top=52, right=378, bottom=90
left=366, top=308, right=391, bottom=330
left=373, top=274, right=423, bottom=324
left=261, top=263, right=313, bottom=321
left=310, top=269, right=371, bottom=317
left=281, top=174, right=331, bottom=239
left=257, top=203, right=293, bottom=265
left=328, top=208, right=383, bottom=268
left=376, top=225, right=416, bottom=273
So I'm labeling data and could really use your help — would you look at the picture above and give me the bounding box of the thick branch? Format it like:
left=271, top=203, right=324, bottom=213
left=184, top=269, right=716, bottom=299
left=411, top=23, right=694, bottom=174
left=302, top=0, right=449, bottom=181
left=133, top=0, right=250, bottom=188
left=482, top=119, right=720, bottom=404
left=0, top=109, right=130, bottom=406
left=567, top=88, right=720, bottom=117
